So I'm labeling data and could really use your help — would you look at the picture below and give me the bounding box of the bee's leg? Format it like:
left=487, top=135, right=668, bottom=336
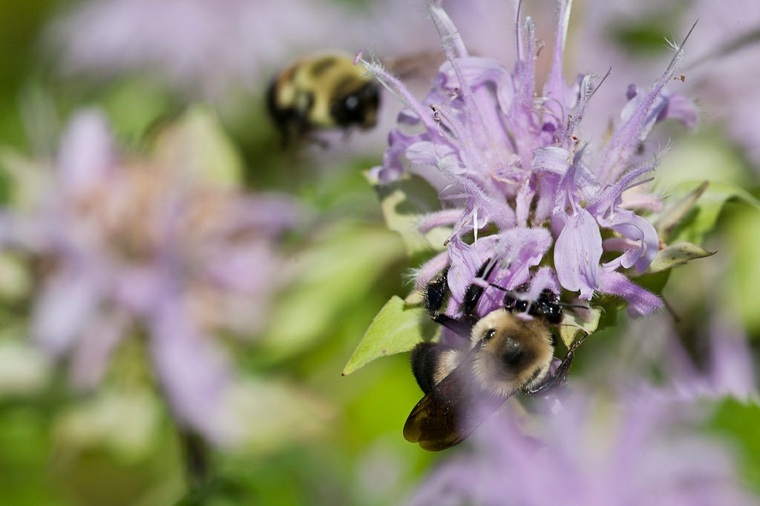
left=524, top=333, right=588, bottom=396
left=430, top=313, right=472, bottom=339
left=424, top=268, right=450, bottom=316
left=463, top=258, right=498, bottom=324
left=423, top=267, right=472, bottom=338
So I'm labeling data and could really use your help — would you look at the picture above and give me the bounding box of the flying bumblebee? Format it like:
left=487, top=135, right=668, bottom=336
left=266, top=52, right=380, bottom=147
left=405, top=261, right=586, bottom=451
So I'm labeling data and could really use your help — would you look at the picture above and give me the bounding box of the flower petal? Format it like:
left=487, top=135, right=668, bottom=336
left=554, top=209, right=602, bottom=299
left=598, top=270, right=662, bottom=316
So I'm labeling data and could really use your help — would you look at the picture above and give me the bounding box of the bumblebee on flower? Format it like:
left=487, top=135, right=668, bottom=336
left=346, top=1, right=713, bottom=447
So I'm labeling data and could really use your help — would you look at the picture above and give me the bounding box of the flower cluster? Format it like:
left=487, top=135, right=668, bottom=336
left=409, top=390, right=758, bottom=506
left=0, top=109, right=299, bottom=444
left=367, top=1, right=697, bottom=318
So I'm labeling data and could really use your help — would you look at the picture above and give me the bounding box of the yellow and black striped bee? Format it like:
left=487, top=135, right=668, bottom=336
left=266, top=52, right=380, bottom=146
left=405, top=261, right=585, bottom=451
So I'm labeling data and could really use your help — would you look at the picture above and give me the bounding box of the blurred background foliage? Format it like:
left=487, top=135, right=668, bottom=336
left=0, top=0, right=757, bottom=505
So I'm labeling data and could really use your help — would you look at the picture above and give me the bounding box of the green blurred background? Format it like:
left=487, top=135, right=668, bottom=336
left=0, top=1, right=758, bottom=505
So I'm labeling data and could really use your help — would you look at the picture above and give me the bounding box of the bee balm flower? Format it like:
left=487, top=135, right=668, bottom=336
left=366, top=1, right=697, bottom=318
left=0, top=109, right=299, bottom=444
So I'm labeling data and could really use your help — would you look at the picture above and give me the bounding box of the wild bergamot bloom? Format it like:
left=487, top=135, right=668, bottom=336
left=0, top=109, right=300, bottom=445
left=409, top=389, right=758, bottom=506
left=365, top=1, right=698, bottom=321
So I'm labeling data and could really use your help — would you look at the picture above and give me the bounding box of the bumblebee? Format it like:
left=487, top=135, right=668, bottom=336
left=405, top=261, right=585, bottom=451
left=266, top=52, right=380, bottom=146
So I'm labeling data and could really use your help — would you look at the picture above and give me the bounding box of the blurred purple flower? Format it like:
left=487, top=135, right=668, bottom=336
left=0, top=109, right=299, bottom=444
left=46, top=0, right=362, bottom=98
left=410, top=389, right=759, bottom=506
left=576, top=0, right=760, bottom=170
left=45, top=0, right=447, bottom=101
left=614, top=296, right=757, bottom=404
left=368, top=1, right=696, bottom=317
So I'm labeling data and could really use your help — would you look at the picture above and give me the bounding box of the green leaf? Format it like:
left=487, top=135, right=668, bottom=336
left=664, top=181, right=760, bottom=245
left=153, top=106, right=243, bottom=186
left=53, top=387, right=162, bottom=462
left=655, top=181, right=708, bottom=241
left=558, top=306, right=602, bottom=348
left=708, top=398, right=760, bottom=494
left=367, top=172, right=448, bottom=257
left=342, top=296, right=430, bottom=376
left=647, top=241, right=715, bottom=273
left=258, top=224, right=406, bottom=363
left=229, top=378, right=333, bottom=454
left=0, top=149, right=46, bottom=210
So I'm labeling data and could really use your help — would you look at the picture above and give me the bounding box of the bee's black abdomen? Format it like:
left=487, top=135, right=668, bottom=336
left=411, top=342, right=447, bottom=394
left=266, top=79, right=313, bottom=147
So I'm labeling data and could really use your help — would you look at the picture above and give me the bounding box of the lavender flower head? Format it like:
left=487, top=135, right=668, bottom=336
left=0, top=109, right=299, bottom=444
left=410, top=390, right=758, bottom=506
left=366, top=1, right=698, bottom=319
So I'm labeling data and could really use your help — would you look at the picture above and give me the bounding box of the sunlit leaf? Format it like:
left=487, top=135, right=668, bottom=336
left=342, top=296, right=429, bottom=376
left=368, top=172, right=448, bottom=258
left=259, top=224, right=405, bottom=363
left=724, top=208, right=760, bottom=336
left=230, top=378, right=334, bottom=454
left=53, top=388, right=162, bottom=462
left=709, top=398, right=760, bottom=492
left=663, top=181, right=760, bottom=245
left=558, top=306, right=602, bottom=348
left=647, top=241, right=715, bottom=274
left=0, top=149, right=47, bottom=210
left=655, top=181, right=708, bottom=241
left=153, top=106, right=243, bottom=186
left=0, top=338, right=51, bottom=398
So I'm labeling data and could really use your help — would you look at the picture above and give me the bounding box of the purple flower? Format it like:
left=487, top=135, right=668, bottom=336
left=44, top=0, right=454, bottom=102
left=0, top=109, right=299, bottom=444
left=576, top=0, right=760, bottom=171
left=409, top=389, right=758, bottom=506
left=367, top=1, right=697, bottom=316
left=46, top=0, right=365, bottom=99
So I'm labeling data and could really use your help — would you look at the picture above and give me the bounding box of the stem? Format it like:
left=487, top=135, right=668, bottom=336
left=180, top=430, right=214, bottom=494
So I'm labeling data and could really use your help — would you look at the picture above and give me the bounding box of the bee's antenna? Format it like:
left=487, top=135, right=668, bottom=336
left=479, top=257, right=499, bottom=282
left=558, top=302, right=590, bottom=311
left=488, top=282, right=507, bottom=292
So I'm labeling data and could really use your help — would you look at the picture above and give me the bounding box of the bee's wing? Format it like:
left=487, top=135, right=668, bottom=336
left=403, top=354, right=510, bottom=451
left=378, top=51, right=445, bottom=92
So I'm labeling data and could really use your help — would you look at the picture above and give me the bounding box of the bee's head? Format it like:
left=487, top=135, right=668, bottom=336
left=331, top=80, right=380, bottom=129
left=470, top=309, right=555, bottom=396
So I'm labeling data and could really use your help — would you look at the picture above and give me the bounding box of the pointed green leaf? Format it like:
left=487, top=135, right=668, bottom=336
left=648, top=241, right=715, bottom=273
left=559, top=306, right=602, bottom=348
left=665, top=181, right=760, bottom=245
left=655, top=181, right=708, bottom=241
left=367, top=172, right=448, bottom=257
left=342, top=296, right=430, bottom=376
